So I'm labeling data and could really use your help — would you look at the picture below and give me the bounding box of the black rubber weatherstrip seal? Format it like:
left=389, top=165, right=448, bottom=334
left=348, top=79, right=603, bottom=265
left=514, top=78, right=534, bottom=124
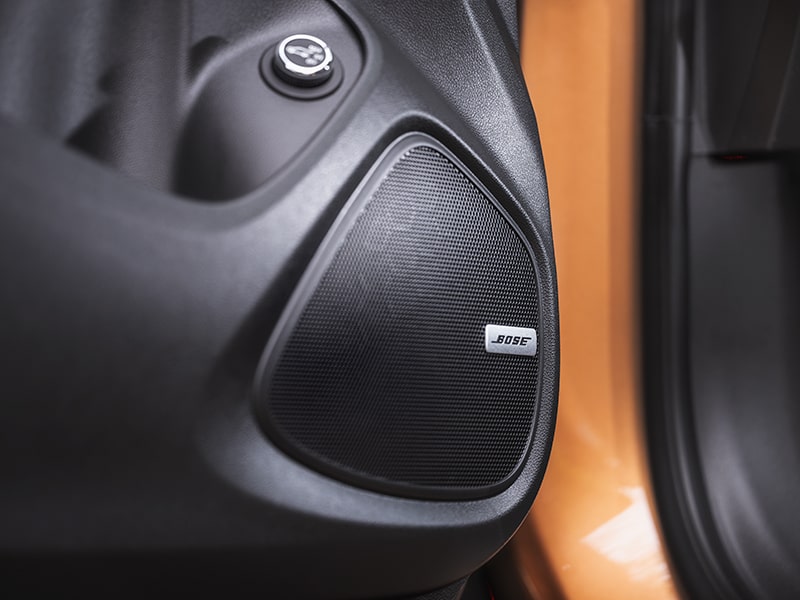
left=641, top=1, right=752, bottom=598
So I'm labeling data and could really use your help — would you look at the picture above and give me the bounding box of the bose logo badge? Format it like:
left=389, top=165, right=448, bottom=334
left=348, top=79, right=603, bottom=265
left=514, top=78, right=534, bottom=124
left=485, top=324, right=538, bottom=356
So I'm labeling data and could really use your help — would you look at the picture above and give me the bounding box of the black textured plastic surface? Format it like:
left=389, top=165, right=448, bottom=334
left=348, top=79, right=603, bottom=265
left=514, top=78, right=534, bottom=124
left=0, top=0, right=558, bottom=595
left=0, top=0, right=362, bottom=200
left=404, top=578, right=468, bottom=600
left=261, top=142, right=539, bottom=498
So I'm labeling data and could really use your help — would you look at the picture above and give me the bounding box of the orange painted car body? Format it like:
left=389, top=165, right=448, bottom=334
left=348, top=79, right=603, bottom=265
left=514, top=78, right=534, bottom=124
left=507, top=1, right=679, bottom=598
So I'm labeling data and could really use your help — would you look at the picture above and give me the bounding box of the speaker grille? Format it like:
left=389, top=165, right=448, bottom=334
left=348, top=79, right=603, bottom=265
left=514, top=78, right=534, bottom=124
left=260, top=140, right=539, bottom=498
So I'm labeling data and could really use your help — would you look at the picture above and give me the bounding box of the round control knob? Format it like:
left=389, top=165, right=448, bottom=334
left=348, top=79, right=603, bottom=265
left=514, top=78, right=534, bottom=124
left=273, top=34, right=334, bottom=88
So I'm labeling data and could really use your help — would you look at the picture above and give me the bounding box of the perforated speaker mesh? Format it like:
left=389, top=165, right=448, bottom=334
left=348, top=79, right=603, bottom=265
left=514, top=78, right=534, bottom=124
left=259, top=138, right=539, bottom=499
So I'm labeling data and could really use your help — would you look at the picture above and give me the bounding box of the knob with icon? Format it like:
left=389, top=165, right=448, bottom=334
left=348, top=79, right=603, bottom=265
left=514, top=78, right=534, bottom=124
left=262, top=33, right=343, bottom=99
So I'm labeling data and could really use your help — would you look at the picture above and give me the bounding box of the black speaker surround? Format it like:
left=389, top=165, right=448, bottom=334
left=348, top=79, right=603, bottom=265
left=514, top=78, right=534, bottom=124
left=255, top=134, right=541, bottom=500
